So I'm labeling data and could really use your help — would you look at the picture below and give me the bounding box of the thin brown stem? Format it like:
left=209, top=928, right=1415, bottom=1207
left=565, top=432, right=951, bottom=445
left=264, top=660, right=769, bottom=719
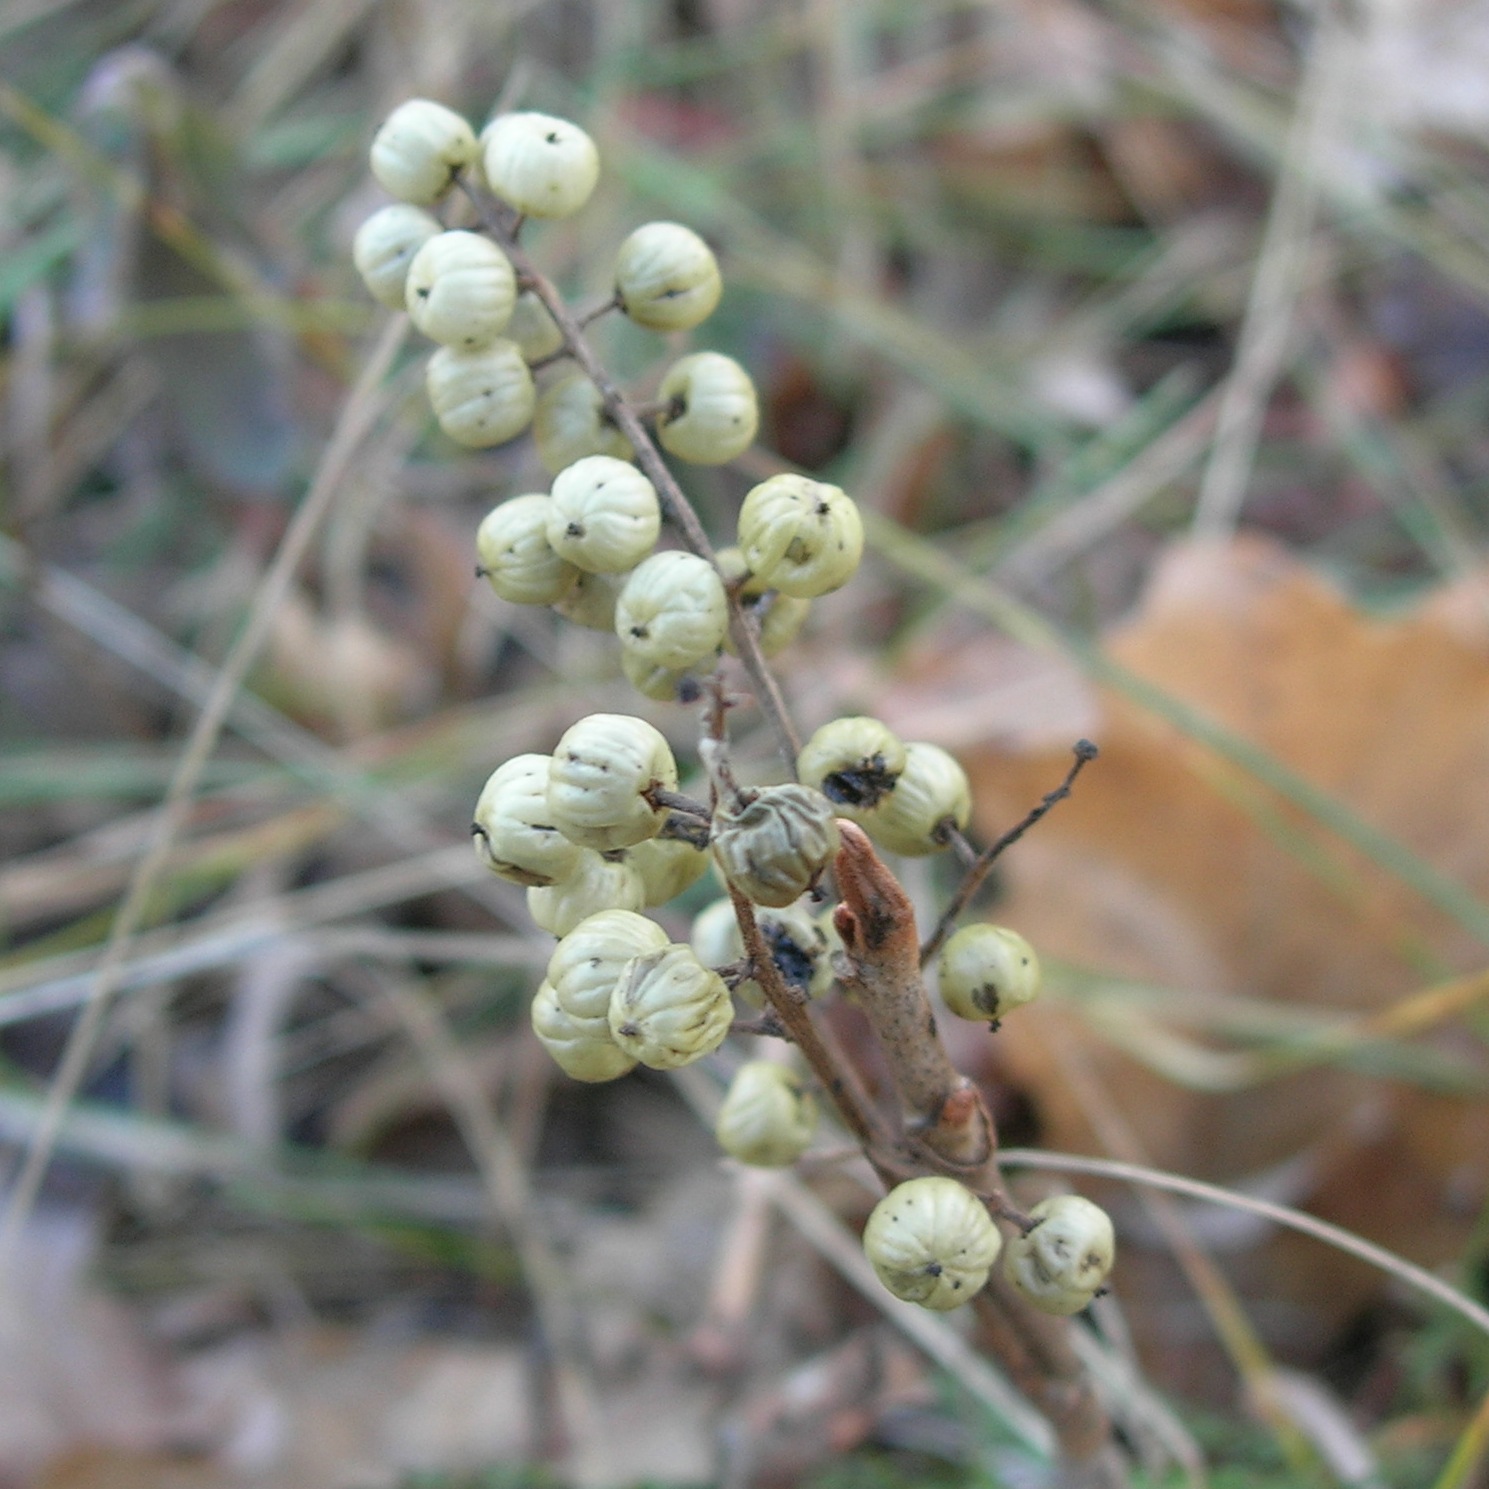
left=920, top=739, right=1099, bottom=967
left=629, top=397, right=676, bottom=422
left=976, top=1276, right=1127, bottom=1486
left=939, top=822, right=981, bottom=869
left=646, top=786, right=711, bottom=821
left=525, top=348, right=574, bottom=375
left=576, top=291, right=621, bottom=327
left=726, top=882, right=893, bottom=1161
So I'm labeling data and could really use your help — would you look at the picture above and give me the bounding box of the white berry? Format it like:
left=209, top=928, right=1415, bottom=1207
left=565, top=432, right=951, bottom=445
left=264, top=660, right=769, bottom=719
left=615, top=221, right=722, bottom=331
left=506, top=290, right=566, bottom=362
left=547, top=456, right=660, bottom=574
left=353, top=204, right=442, bottom=308
left=737, top=474, right=863, bottom=599
left=797, top=716, right=907, bottom=820
left=715, top=1062, right=817, bottom=1167
left=1003, top=1195, right=1115, bottom=1315
left=862, top=1177, right=1002, bottom=1311
left=868, top=742, right=972, bottom=856
left=655, top=352, right=758, bottom=465
left=426, top=341, right=534, bottom=447
left=476, top=494, right=578, bottom=605
left=472, top=753, right=584, bottom=887
left=527, top=849, right=646, bottom=937
left=608, top=943, right=733, bottom=1069
left=553, top=569, right=625, bottom=631
left=531, top=979, right=636, bottom=1083
left=615, top=551, right=729, bottom=671
left=370, top=99, right=477, bottom=205
left=405, top=230, right=516, bottom=348
left=624, top=834, right=710, bottom=907
left=482, top=112, right=600, bottom=219
left=546, top=713, right=678, bottom=851
left=533, top=373, right=633, bottom=474
left=937, top=925, right=1040, bottom=1024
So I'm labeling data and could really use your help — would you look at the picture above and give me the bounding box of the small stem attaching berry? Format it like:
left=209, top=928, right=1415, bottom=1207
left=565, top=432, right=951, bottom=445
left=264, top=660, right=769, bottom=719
left=726, top=882, right=895, bottom=1161
left=645, top=786, right=712, bottom=821
left=576, top=291, right=622, bottom=327
left=920, top=739, right=1099, bottom=968
left=938, top=822, right=981, bottom=868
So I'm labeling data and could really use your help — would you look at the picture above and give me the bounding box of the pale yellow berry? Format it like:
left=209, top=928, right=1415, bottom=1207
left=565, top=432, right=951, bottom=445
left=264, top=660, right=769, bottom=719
left=862, top=1177, right=1002, bottom=1311
left=476, top=495, right=578, bottom=605
left=620, top=648, right=712, bottom=703
left=547, top=908, right=669, bottom=1024
left=737, top=474, right=863, bottom=599
left=547, top=456, right=660, bottom=574
left=715, top=1062, right=817, bottom=1167
left=615, top=552, right=729, bottom=671
left=1003, top=1195, right=1115, bottom=1315
left=506, top=290, right=566, bottom=362
left=427, top=341, right=534, bottom=447
left=482, top=112, right=599, bottom=219
left=937, top=925, right=1040, bottom=1024
left=527, top=849, right=646, bottom=937
left=625, top=834, right=711, bottom=907
left=554, top=569, right=625, bottom=631
left=868, top=742, right=972, bottom=856
left=353, top=204, right=442, bottom=308
left=608, top=943, right=733, bottom=1069
left=690, top=897, right=745, bottom=974
left=370, top=99, right=477, bottom=205
left=472, top=753, right=584, bottom=887
left=711, top=784, right=840, bottom=908
left=797, top=716, right=907, bottom=820
left=405, top=230, right=517, bottom=348
left=533, top=373, right=634, bottom=475
left=615, top=221, right=722, bottom=331
left=531, top=979, right=637, bottom=1083
left=655, top=353, right=758, bottom=465
left=547, top=713, right=678, bottom=851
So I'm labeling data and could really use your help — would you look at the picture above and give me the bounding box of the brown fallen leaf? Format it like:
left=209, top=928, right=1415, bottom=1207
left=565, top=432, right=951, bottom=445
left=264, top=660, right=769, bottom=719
left=881, top=535, right=1489, bottom=1383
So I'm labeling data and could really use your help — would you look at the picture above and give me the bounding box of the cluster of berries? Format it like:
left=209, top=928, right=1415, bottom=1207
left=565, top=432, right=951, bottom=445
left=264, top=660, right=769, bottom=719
left=358, top=99, right=1113, bottom=1318
left=864, top=1180, right=1116, bottom=1316
left=476, top=465, right=861, bottom=701
left=355, top=101, right=740, bottom=457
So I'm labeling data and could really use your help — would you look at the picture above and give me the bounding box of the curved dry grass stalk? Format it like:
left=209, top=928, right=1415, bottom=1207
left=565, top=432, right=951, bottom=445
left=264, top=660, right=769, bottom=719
left=1000, top=1149, right=1489, bottom=1340
left=374, top=975, right=602, bottom=1479
left=0, top=315, right=408, bottom=1272
left=1190, top=0, right=1351, bottom=538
